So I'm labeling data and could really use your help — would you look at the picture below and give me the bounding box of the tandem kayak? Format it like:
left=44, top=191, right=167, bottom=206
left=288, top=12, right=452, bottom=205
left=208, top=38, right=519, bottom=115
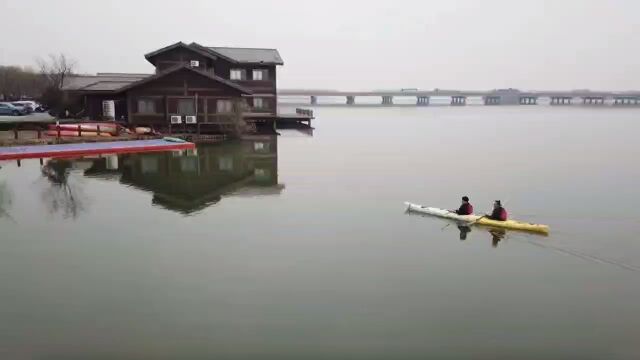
left=405, top=202, right=550, bottom=235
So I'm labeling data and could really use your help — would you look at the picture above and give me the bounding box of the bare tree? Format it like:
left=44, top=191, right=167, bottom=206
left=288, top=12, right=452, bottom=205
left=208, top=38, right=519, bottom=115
left=36, top=54, right=79, bottom=116
left=230, top=99, right=250, bottom=137
left=37, top=53, right=76, bottom=90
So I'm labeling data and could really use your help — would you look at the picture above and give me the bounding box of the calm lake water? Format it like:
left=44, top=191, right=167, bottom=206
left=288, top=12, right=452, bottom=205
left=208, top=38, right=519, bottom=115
left=1, top=106, right=639, bottom=359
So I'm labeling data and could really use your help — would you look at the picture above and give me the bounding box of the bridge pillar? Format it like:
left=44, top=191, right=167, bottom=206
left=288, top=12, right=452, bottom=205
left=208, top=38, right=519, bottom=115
left=416, top=96, right=430, bottom=106
left=613, top=96, right=640, bottom=105
left=519, top=97, right=537, bottom=105
left=451, top=96, right=466, bottom=106
left=583, top=97, right=605, bottom=105
left=381, top=96, right=393, bottom=105
left=310, top=96, right=317, bottom=105
left=346, top=96, right=355, bottom=105
left=551, top=96, right=572, bottom=105
left=484, top=96, right=500, bottom=105
left=613, top=97, right=639, bottom=106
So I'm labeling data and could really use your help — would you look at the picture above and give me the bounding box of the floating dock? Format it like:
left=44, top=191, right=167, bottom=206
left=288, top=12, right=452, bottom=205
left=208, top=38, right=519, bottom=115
left=0, top=139, right=195, bottom=160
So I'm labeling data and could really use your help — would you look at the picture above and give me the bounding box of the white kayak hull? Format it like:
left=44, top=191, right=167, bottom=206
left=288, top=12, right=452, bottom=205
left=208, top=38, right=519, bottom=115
left=405, top=202, right=477, bottom=222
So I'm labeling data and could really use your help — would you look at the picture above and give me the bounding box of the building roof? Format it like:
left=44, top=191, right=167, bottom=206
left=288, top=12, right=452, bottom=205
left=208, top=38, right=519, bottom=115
left=144, top=41, right=283, bottom=65
left=118, top=64, right=252, bottom=94
left=63, top=64, right=252, bottom=94
left=82, top=81, right=139, bottom=91
left=62, top=73, right=149, bottom=91
left=207, top=47, right=283, bottom=65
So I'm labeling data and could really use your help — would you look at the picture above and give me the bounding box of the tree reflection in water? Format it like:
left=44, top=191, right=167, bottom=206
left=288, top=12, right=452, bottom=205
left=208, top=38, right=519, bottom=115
left=0, top=179, right=13, bottom=221
left=40, top=160, right=88, bottom=219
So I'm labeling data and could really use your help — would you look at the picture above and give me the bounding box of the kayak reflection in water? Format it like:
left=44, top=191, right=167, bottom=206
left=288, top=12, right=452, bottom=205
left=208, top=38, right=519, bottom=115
left=489, top=228, right=506, bottom=247
left=486, top=200, right=508, bottom=221
left=452, top=196, right=474, bottom=215
left=457, top=225, right=472, bottom=240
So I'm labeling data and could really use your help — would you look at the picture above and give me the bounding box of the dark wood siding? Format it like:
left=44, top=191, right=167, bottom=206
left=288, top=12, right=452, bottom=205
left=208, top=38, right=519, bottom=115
left=150, top=47, right=215, bottom=74
left=83, top=94, right=127, bottom=121
left=121, top=68, right=247, bottom=126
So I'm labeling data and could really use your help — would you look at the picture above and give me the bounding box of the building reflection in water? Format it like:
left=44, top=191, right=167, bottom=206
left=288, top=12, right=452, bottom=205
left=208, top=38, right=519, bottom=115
left=43, top=135, right=282, bottom=215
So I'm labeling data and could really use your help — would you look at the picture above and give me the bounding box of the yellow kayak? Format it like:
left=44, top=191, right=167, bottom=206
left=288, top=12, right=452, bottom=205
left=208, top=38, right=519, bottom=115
left=476, top=217, right=549, bottom=235
left=405, top=202, right=550, bottom=235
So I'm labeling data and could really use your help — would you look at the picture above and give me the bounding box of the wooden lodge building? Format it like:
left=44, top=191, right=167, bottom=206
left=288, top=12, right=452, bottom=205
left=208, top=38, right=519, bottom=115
left=62, top=42, right=293, bottom=132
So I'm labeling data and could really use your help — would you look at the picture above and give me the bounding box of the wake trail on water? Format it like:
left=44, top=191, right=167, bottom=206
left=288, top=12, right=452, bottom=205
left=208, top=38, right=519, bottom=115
left=508, top=233, right=640, bottom=273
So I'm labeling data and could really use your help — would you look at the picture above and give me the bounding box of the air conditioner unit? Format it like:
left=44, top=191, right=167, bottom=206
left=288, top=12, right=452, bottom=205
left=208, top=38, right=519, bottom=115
left=185, top=115, right=197, bottom=124
left=190, top=60, right=199, bottom=67
left=170, top=115, right=182, bottom=124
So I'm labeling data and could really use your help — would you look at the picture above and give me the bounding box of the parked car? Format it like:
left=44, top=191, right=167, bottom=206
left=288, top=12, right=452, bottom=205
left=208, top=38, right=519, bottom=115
left=11, top=102, right=33, bottom=114
left=0, top=102, right=26, bottom=116
left=13, top=100, right=42, bottom=112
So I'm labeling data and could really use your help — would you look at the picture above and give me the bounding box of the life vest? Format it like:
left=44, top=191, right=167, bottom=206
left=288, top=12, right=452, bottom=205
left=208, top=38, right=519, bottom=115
left=497, top=207, right=507, bottom=221
left=459, top=203, right=473, bottom=215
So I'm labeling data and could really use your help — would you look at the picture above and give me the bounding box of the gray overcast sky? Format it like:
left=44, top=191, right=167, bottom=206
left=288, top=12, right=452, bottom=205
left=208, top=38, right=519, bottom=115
left=1, top=0, right=638, bottom=90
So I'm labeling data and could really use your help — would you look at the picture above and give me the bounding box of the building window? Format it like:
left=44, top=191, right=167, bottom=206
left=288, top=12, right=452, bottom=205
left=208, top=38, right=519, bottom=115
left=252, top=69, right=268, bottom=81
left=216, top=99, right=233, bottom=113
left=177, top=99, right=195, bottom=115
left=218, top=156, right=234, bottom=171
left=230, top=69, right=246, bottom=80
left=253, top=98, right=266, bottom=109
left=137, top=98, right=156, bottom=113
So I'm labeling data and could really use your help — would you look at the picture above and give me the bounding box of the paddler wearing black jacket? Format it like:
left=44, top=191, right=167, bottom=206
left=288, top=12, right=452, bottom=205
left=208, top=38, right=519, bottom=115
left=453, top=196, right=474, bottom=215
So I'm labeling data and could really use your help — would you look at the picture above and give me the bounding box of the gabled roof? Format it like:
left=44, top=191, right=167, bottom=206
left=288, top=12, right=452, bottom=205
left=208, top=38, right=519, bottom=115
left=143, top=41, right=234, bottom=63
left=144, top=41, right=284, bottom=66
left=117, top=64, right=253, bottom=94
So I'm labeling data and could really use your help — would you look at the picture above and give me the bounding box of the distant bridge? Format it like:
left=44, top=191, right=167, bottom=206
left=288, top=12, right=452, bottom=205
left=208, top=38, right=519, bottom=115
left=278, top=89, right=640, bottom=106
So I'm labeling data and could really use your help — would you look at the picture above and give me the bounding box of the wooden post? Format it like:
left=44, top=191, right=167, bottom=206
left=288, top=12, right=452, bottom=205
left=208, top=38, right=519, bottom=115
left=203, top=97, right=208, bottom=123
left=37, top=128, right=42, bottom=139
left=126, top=93, right=133, bottom=125
left=78, top=124, right=82, bottom=137
left=57, top=125, right=61, bottom=138
left=13, top=125, right=18, bottom=140
left=97, top=125, right=101, bottom=136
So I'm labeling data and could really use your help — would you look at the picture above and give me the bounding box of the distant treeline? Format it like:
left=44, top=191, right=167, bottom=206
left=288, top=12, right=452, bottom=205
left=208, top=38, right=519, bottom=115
left=0, top=54, right=77, bottom=115
left=0, top=65, right=47, bottom=100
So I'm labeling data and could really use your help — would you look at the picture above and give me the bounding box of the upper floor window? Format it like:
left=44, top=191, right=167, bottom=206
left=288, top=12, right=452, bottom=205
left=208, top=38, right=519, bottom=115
left=253, top=97, right=265, bottom=109
left=230, top=69, right=246, bottom=80
left=217, top=99, right=233, bottom=113
left=252, top=69, right=268, bottom=81
left=137, top=98, right=156, bottom=114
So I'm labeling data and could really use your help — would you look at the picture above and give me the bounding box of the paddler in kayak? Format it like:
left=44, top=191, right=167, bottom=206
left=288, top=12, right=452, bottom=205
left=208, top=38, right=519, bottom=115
left=452, top=196, right=474, bottom=215
left=486, top=200, right=508, bottom=221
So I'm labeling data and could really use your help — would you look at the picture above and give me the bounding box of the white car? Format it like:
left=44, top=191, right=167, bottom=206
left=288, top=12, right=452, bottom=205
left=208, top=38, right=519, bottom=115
left=13, top=100, right=42, bottom=112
